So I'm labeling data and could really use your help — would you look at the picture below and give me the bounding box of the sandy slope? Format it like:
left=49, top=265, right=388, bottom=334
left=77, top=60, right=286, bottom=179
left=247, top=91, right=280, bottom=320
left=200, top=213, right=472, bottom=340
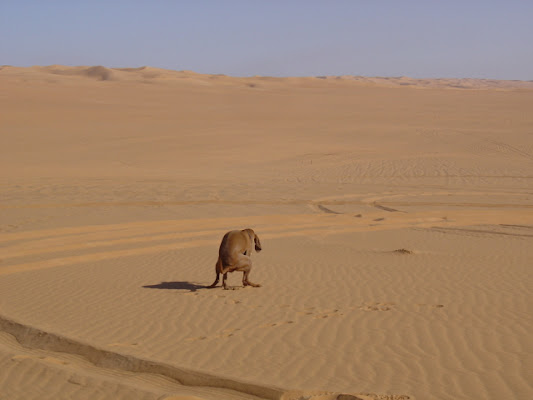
left=0, top=66, right=532, bottom=400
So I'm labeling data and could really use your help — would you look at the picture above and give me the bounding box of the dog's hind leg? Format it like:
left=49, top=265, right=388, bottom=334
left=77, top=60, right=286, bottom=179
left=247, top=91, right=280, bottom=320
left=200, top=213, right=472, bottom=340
left=229, top=254, right=259, bottom=288
left=242, top=266, right=261, bottom=287
left=222, top=272, right=229, bottom=290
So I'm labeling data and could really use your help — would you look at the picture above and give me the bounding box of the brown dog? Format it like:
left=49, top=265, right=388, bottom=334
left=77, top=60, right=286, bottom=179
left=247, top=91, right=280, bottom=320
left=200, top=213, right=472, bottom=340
left=208, top=228, right=262, bottom=289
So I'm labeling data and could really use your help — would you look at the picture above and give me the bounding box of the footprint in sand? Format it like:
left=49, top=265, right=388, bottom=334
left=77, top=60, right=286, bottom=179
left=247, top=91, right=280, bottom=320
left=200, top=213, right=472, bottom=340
left=416, top=303, right=444, bottom=309
left=393, top=248, right=414, bottom=254
left=357, top=302, right=396, bottom=312
left=296, top=310, right=315, bottom=316
left=260, top=321, right=295, bottom=328
left=216, top=328, right=242, bottom=338
left=67, top=377, right=84, bottom=386
left=313, top=309, right=344, bottom=319
left=292, top=306, right=346, bottom=320
left=184, top=336, right=208, bottom=342
left=185, top=328, right=243, bottom=342
left=295, top=306, right=317, bottom=316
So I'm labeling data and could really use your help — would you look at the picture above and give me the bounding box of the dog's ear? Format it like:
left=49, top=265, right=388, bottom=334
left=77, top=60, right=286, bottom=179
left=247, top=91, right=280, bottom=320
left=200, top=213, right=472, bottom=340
left=254, top=234, right=262, bottom=252
left=243, top=228, right=261, bottom=251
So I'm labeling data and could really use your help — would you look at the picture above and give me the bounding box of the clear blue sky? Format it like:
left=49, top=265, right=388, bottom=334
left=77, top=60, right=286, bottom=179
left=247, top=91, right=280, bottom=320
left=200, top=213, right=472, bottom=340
left=1, top=1, right=532, bottom=79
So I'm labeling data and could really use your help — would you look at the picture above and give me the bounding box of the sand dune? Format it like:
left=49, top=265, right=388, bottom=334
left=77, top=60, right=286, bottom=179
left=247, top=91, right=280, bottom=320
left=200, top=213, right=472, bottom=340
left=1, top=66, right=532, bottom=400
left=2, top=64, right=533, bottom=89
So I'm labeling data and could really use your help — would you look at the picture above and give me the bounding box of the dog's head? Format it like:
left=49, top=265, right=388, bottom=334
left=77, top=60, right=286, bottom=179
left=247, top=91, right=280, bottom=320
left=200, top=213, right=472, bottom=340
left=243, top=228, right=262, bottom=252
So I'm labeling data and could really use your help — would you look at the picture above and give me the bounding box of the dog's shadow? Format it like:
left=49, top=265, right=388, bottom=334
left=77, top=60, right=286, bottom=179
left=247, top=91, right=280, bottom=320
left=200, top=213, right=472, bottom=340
left=142, top=281, right=208, bottom=292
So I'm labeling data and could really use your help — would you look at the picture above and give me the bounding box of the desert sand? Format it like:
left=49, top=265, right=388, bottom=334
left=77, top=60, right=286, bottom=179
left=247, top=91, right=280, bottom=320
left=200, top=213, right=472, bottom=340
left=1, top=65, right=532, bottom=400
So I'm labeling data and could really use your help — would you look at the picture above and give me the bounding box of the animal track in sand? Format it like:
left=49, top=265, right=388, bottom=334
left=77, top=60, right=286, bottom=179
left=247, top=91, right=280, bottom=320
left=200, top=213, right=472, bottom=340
left=263, top=302, right=403, bottom=327
left=296, top=310, right=315, bottom=316
left=392, top=248, right=414, bottom=254
left=184, top=336, right=208, bottom=342
left=312, top=309, right=344, bottom=319
left=67, top=377, right=84, bottom=386
left=222, top=328, right=241, bottom=334
left=357, top=302, right=396, bottom=312
left=289, top=303, right=396, bottom=315
left=416, top=303, right=444, bottom=309
left=260, top=321, right=295, bottom=328
left=180, top=301, right=445, bottom=343
left=3, top=202, right=529, bottom=277
left=183, top=328, right=242, bottom=342
left=290, top=303, right=398, bottom=319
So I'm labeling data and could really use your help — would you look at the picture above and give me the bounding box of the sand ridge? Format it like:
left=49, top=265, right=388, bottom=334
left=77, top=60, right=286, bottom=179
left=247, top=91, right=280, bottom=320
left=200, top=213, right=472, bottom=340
left=1, top=315, right=390, bottom=400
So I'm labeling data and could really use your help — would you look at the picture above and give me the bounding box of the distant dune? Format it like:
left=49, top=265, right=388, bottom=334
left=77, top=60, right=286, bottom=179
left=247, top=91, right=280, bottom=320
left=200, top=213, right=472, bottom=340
left=1, top=64, right=532, bottom=90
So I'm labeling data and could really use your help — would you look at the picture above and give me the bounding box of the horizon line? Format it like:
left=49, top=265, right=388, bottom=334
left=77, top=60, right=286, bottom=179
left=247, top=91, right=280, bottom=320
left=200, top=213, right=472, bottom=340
left=2, top=64, right=532, bottom=83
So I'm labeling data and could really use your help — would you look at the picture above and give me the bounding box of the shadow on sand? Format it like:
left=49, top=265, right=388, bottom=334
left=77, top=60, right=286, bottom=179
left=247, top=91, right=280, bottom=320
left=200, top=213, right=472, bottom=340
left=142, top=281, right=209, bottom=292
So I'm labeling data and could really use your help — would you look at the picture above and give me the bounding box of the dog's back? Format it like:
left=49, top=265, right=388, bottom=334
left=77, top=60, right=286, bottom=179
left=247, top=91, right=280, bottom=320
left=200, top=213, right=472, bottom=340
left=218, top=229, right=254, bottom=269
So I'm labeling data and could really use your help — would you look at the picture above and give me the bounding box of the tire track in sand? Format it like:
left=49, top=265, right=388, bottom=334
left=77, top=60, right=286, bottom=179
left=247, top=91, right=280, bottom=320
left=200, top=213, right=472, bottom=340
left=2, top=207, right=532, bottom=276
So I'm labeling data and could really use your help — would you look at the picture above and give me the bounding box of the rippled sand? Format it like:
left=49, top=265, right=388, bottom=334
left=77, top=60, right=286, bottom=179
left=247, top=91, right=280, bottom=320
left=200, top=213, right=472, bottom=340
left=1, top=66, right=532, bottom=400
